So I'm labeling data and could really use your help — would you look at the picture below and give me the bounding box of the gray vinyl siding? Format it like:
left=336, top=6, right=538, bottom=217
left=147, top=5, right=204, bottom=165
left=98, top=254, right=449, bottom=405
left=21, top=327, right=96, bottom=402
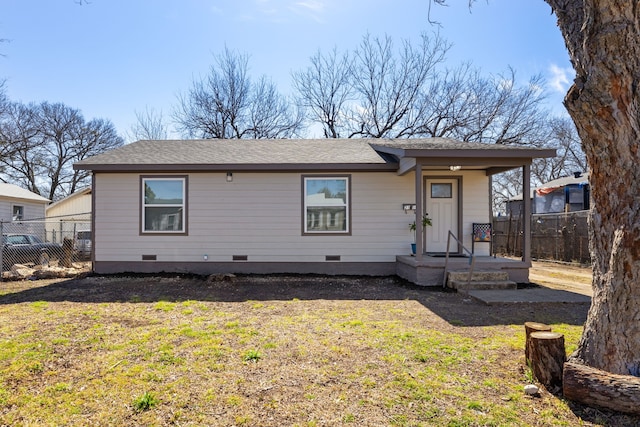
left=0, top=199, right=47, bottom=222
left=93, top=170, right=489, bottom=263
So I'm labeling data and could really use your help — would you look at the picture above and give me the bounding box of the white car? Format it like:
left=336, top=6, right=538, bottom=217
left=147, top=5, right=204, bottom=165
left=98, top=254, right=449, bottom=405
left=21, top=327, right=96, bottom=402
left=74, top=231, right=92, bottom=259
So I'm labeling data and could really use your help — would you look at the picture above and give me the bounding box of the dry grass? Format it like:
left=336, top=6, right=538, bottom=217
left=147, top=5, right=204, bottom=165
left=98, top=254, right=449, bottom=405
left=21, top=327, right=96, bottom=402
left=0, top=271, right=636, bottom=426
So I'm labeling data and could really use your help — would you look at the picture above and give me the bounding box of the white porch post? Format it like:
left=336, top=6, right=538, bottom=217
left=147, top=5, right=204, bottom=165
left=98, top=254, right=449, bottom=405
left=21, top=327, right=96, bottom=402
left=522, top=164, right=532, bottom=263
left=415, top=161, right=423, bottom=260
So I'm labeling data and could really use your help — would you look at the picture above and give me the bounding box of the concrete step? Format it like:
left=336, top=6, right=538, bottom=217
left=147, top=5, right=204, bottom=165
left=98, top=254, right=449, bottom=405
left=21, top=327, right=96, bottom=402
left=448, top=279, right=517, bottom=291
left=447, top=270, right=509, bottom=282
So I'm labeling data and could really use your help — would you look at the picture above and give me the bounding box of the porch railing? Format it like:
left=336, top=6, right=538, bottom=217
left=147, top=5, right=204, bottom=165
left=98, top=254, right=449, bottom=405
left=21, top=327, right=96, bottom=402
left=443, top=230, right=476, bottom=297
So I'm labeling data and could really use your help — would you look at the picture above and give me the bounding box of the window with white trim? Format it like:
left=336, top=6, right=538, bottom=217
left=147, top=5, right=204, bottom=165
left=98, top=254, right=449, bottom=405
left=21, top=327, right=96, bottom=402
left=303, top=176, right=349, bottom=234
left=12, top=205, right=24, bottom=221
left=142, top=177, right=186, bottom=233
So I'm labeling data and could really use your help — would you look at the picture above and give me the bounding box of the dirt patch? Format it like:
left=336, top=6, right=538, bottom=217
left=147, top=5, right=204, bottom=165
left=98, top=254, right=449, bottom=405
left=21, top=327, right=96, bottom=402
left=1, top=272, right=589, bottom=328
left=530, top=260, right=593, bottom=296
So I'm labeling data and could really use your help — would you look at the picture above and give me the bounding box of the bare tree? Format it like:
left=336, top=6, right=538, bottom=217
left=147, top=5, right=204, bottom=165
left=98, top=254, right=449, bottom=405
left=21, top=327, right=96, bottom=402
left=292, top=48, right=354, bottom=138
left=414, top=65, right=549, bottom=144
left=492, top=168, right=526, bottom=215
left=245, top=76, right=303, bottom=139
left=65, top=117, right=123, bottom=194
left=174, top=47, right=302, bottom=139
left=409, top=62, right=479, bottom=138
left=0, top=101, right=123, bottom=200
left=0, top=102, right=44, bottom=193
left=294, top=34, right=549, bottom=145
left=129, top=107, right=169, bottom=141
left=348, top=33, right=450, bottom=138
left=530, top=116, right=586, bottom=184
left=0, top=80, right=8, bottom=117
left=467, top=69, right=549, bottom=145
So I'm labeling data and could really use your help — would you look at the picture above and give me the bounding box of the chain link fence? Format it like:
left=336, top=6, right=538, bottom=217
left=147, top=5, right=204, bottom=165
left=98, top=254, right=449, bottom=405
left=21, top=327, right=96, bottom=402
left=492, top=210, right=591, bottom=265
left=1, top=217, right=91, bottom=272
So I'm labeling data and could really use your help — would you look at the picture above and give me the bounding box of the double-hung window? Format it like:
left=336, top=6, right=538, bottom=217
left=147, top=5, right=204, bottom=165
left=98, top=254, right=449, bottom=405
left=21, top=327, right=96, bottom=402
left=141, top=176, right=187, bottom=234
left=303, top=175, right=350, bottom=234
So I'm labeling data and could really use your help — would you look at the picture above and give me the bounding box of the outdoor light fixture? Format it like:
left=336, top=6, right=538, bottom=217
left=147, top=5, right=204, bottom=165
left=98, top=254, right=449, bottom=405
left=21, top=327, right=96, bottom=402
left=226, top=172, right=233, bottom=182
left=449, top=165, right=462, bottom=171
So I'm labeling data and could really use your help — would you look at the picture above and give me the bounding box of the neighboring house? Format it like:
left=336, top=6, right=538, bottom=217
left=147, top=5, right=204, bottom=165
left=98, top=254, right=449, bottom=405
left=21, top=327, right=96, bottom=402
left=0, top=183, right=50, bottom=223
left=0, top=183, right=50, bottom=239
left=45, top=187, right=92, bottom=221
left=507, top=172, right=590, bottom=216
left=74, top=138, right=554, bottom=286
left=45, top=187, right=92, bottom=246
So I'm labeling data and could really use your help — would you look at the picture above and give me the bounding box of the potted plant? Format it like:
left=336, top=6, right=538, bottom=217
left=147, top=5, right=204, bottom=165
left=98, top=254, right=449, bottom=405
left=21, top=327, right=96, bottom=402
left=409, top=213, right=432, bottom=255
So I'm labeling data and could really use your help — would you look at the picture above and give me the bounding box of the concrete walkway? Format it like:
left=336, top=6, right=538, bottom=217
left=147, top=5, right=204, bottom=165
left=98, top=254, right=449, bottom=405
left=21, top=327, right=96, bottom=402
left=467, top=287, right=592, bottom=305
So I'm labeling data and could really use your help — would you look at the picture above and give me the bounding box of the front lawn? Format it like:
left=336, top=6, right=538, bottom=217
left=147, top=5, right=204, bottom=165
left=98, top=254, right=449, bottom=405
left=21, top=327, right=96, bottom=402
left=0, top=275, right=630, bottom=426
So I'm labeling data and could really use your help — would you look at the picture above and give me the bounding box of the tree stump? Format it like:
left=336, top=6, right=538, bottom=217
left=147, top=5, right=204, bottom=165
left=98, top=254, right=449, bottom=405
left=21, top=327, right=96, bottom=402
left=563, top=361, right=640, bottom=415
left=62, top=237, right=74, bottom=268
left=524, top=321, right=552, bottom=365
left=529, top=331, right=565, bottom=389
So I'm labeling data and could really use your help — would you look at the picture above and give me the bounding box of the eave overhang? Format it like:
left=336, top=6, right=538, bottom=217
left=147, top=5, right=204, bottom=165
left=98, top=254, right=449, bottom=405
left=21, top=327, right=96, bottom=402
left=369, top=142, right=557, bottom=176
left=73, top=162, right=399, bottom=173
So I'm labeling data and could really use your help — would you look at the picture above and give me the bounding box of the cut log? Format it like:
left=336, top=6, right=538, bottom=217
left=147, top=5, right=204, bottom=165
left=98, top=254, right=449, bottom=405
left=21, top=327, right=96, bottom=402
left=524, top=322, right=552, bottom=365
left=529, top=331, right=565, bottom=389
left=563, top=361, right=640, bottom=415
left=62, top=237, right=74, bottom=268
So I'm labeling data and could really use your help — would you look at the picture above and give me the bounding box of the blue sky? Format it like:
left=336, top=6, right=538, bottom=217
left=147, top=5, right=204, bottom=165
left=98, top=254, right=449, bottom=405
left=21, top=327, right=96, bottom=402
left=2, top=0, right=573, bottom=141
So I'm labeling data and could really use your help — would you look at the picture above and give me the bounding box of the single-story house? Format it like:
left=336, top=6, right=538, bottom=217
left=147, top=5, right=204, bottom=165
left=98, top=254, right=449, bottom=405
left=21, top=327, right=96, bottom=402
left=45, top=187, right=92, bottom=245
left=46, top=187, right=92, bottom=221
left=506, top=171, right=590, bottom=216
left=74, top=138, right=555, bottom=286
left=0, top=183, right=51, bottom=239
left=0, top=183, right=50, bottom=223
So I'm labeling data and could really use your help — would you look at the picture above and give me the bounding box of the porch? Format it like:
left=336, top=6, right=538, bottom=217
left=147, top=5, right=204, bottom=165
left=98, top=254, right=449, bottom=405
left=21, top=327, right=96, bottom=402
left=396, top=254, right=531, bottom=287
left=367, top=140, right=553, bottom=289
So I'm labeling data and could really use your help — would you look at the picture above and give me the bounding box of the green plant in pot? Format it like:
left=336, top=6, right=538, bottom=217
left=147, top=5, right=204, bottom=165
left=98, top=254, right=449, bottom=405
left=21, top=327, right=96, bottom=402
left=409, top=213, right=432, bottom=255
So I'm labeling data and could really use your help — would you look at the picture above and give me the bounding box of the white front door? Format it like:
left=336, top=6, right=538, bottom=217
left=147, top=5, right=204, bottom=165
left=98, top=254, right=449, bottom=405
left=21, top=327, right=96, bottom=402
left=425, top=178, right=459, bottom=253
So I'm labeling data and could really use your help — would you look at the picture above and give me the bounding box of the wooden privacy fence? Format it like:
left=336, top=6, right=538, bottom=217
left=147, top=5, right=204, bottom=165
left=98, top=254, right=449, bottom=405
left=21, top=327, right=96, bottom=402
left=492, top=210, right=591, bottom=265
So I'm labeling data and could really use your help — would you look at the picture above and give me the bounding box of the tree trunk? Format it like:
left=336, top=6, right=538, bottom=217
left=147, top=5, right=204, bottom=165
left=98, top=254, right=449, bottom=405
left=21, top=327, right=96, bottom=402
left=563, top=361, right=640, bottom=415
left=545, top=0, right=640, bottom=376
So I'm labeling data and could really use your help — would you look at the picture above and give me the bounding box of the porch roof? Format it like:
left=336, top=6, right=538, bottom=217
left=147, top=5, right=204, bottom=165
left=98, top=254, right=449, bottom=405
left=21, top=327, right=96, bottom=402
left=370, top=138, right=556, bottom=175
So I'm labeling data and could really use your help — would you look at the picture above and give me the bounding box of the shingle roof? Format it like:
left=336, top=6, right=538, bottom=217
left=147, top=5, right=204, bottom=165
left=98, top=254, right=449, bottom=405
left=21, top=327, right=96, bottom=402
left=75, top=139, right=388, bottom=167
left=74, top=138, right=555, bottom=172
left=0, top=183, right=50, bottom=203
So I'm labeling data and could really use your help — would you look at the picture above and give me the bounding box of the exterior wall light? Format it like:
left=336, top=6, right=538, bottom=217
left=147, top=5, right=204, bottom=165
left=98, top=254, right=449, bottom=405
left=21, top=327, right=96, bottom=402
left=226, top=172, right=233, bottom=182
